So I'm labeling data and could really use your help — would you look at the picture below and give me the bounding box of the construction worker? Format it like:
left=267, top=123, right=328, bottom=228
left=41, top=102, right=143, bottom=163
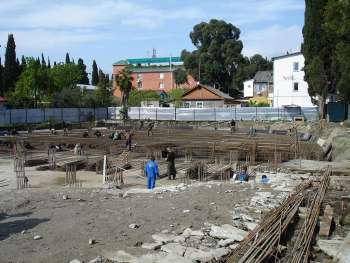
left=147, top=121, right=154, bottom=136
left=139, top=120, right=144, bottom=130
left=237, top=166, right=249, bottom=182
left=230, top=119, right=236, bottom=133
left=125, top=130, right=133, bottom=151
left=166, top=147, right=176, bottom=180
left=145, top=156, right=159, bottom=189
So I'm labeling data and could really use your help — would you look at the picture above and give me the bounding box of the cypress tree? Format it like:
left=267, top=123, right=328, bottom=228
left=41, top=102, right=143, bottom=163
left=77, top=58, right=89, bottom=85
left=41, top=53, right=46, bottom=67
left=0, top=58, right=3, bottom=95
left=21, top=55, right=26, bottom=66
left=65, top=53, right=71, bottom=64
left=16, top=58, right=22, bottom=76
left=91, top=60, right=99, bottom=85
left=53, top=61, right=57, bottom=67
left=3, top=34, right=18, bottom=94
left=302, top=0, right=334, bottom=118
left=47, top=58, right=51, bottom=69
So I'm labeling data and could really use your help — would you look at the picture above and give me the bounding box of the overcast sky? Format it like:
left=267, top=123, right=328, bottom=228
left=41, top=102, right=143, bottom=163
left=0, top=0, right=305, bottom=74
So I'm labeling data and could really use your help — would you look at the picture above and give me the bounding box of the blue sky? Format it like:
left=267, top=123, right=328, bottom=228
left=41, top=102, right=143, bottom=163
left=0, top=0, right=305, bottom=75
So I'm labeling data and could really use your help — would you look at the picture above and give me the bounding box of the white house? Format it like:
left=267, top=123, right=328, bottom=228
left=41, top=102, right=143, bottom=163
left=243, top=79, right=254, bottom=98
left=272, top=52, right=314, bottom=107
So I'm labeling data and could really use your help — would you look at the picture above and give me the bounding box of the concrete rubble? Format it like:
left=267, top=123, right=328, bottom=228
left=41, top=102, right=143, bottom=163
left=317, top=233, right=350, bottom=263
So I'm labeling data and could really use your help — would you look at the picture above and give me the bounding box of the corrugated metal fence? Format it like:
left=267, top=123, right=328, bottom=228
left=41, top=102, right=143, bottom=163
left=109, top=107, right=319, bottom=122
left=0, top=106, right=319, bottom=125
left=0, top=108, right=109, bottom=126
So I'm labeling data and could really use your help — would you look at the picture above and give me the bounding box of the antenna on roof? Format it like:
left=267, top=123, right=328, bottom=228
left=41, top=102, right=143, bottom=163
left=152, top=48, right=157, bottom=58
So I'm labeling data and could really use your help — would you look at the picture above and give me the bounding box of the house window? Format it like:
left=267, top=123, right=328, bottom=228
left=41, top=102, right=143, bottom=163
left=159, top=82, right=165, bottom=89
left=196, top=101, right=204, bottom=108
left=184, top=102, right=190, bottom=108
left=293, top=62, right=299, bottom=72
left=160, top=73, right=164, bottom=79
left=293, top=82, right=299, bottom=91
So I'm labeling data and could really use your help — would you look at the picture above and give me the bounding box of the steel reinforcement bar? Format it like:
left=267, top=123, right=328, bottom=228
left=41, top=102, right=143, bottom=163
left=225, top=180, right=312, bottom=263
left=289, top=166, right=331, bottom=263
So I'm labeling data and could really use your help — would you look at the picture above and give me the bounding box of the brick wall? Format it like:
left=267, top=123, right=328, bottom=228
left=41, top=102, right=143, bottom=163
left=112, top=65, right=196, bottom=98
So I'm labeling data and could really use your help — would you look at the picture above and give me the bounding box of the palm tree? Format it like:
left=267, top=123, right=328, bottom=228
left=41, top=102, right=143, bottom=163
left=115, top=68, right=133, bottom=119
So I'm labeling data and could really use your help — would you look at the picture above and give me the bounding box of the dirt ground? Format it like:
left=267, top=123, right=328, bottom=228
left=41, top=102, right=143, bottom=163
left=0, top=155, right=299, bottom=263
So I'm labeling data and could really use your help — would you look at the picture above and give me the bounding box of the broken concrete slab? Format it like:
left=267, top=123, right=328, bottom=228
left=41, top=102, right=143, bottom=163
left=156, top=254, right=192, bottom=263
left=161, top=242, right=186, bottom=256
left=152, top=233, right=177, bottom=244
left=102, top=250, right=137, bottom=262
left=141, top=242, right=162, bottom=250
left=209, top=224, right=247, bottom=241
left=244, top=222, right=257, bottom=231
left=217, top=238, right=236, bottom=247
left=317, top=239, right=344, bottom=258
left=134, top=252, right=167, bottom=263
left=184, top=247, right=229, bottom=262
left=184, top=247, right=214, bottom=262
left=181, top=228, right=204, bottom=238
left=336, top=232, right=350, bottom=263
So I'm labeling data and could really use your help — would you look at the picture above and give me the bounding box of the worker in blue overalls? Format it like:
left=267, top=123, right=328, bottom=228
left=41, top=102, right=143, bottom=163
left=145, top=156, right=159, bottom=189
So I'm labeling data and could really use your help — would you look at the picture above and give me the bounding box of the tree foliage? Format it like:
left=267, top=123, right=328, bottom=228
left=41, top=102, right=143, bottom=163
left=324, top=0, right=350, bottom=101
left=181, top=19, right=244, bottom=96
left=6, top=58, right=53, bottom=108
left=3, top=34, right=20, bottom=95
left=173, top=68, right=188, bottom=87
left=302, top=0, right=334, bottom=118
left=77, top=58, right=89, bottom=85
left=65, top=53, right=71, bottom=64
left=128, top=90, right=160, bottom=107
left=115, top=68, right=133, bottom=119
left=234, top=54, right=272, bottom=93
left=0, top=58, right=3, bottom=95
left=169, top=88, right=184, bottom=107
left=50, top=63, right=82, bottom=91
left=91, top=60, right=99, bottom=85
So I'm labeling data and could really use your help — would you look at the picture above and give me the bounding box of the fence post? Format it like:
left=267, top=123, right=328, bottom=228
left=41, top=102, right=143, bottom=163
left=25, top=109, right=28, bottom=124
left=255, top=107, right=258, bottom=121
left=155, top=108, right=158, bottom=121
left=78, top=107, right=81, bottom=123
left=214, top=108, right=216, bottom=122
left=61, top=108, right=64, bottom=122
left=9, top=109, right=12, bottom=125
left=193, top=108, right=196, bottom=121
left=138, top=107, right=141, bottom=120
left=235, top=107, right=237, bottom=120
left=43, top=108, right=46, bottom=122
left=174, top=107, right=177, bottom=121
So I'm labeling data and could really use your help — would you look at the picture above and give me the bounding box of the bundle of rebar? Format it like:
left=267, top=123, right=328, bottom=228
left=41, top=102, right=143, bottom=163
left=225, top=180, right=312, bottom=263
left=289, top=167, right=331, bottom=263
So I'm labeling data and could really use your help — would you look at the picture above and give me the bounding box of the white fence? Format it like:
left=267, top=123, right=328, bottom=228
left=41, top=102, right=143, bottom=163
left=109, top=107, right=319, bottom=122
left=0, top=107, right=109, bottom=126
left=0, top=106, right=319, bottom=126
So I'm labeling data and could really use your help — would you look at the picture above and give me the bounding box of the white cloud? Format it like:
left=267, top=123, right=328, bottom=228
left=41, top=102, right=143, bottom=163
left=221, top=0, right=304, bottom=25
left=0, top=29, right=108, bottom=52
left=0, top=0, right=203, bottom=51
left=242, top=25, right=303, bottom=58
left=0, top=0, right=202, bottom=30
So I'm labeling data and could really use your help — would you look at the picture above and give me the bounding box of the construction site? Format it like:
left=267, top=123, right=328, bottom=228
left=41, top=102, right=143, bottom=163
left=0, top=120, right=350, bottom=263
